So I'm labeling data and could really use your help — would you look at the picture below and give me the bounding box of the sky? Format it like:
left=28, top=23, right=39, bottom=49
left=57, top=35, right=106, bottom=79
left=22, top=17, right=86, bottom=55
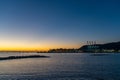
left=0, top=0, right=120, bottom=51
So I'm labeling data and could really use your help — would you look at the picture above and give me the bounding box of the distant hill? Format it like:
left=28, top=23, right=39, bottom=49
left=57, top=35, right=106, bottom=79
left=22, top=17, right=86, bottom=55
left=102, top=41, right=120, bottom=51
left=79, top=41, right=120, bottom=52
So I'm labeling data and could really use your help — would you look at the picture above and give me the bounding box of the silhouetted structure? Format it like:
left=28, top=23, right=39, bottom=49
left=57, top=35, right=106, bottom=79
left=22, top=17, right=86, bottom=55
left=48, top=48, right=78, bottom=53
left=0, top=55, right=49, bottom=60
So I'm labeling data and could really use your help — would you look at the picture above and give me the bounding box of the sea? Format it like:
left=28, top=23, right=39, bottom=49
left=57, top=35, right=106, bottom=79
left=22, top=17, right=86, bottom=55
left=0, top=53, right=120, bottom=80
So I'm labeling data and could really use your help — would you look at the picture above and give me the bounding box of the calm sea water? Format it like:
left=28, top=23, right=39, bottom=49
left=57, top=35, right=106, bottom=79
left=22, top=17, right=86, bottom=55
left=0, top=53, right=120, bottom=80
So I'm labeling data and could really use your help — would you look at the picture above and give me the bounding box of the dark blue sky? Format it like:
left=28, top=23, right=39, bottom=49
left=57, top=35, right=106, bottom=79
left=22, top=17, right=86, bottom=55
left=0, top=0, right=120, bottom=50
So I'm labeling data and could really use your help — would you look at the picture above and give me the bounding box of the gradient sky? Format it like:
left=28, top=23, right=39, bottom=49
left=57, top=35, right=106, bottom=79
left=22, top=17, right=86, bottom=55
left=0, top=0, right=120, bottom=50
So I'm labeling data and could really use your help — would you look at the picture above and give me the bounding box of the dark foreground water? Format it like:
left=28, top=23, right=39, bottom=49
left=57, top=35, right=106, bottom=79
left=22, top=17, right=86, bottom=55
left=0, top=53, right=120, bottom=80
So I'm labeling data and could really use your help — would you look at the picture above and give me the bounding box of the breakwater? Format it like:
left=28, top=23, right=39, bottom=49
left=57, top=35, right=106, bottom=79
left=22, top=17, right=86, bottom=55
left=0, top=55, right=49, bottom=60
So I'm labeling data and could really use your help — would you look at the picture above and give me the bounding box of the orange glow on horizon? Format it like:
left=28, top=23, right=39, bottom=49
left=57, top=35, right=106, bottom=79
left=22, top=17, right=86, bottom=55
left=0, top=39, right=82, bottom=51
left=0, top=47, right=48, bottom=51
left=0, top=44, right=82, bottom=51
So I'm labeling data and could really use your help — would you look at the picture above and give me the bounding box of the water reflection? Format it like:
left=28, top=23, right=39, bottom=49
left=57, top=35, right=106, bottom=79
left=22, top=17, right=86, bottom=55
left=0, top=53, right=120, bottom=80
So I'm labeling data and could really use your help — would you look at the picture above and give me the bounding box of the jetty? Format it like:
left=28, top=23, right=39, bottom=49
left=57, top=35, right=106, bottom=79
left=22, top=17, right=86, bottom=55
left=0, top=55, right=49, bottom=60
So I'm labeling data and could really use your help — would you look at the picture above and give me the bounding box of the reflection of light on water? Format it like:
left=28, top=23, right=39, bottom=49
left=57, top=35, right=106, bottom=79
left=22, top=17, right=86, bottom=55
left=0, top=53, right=53, bottom=75
left=0, top=58, right=54, bottom=75
left=0, top=53, right=120, bottom=80
left=0, top=53, right=85, bottom=75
